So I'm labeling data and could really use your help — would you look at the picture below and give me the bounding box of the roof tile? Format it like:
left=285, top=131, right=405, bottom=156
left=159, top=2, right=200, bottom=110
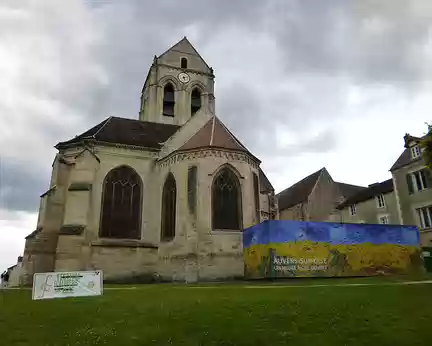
left=277, top=168, right=324, bottom=211
left=56, top=117, right=180, bottom=150
left=337, top=179, right=394, bottom=209
left=179, top=116, right=249, bottom=152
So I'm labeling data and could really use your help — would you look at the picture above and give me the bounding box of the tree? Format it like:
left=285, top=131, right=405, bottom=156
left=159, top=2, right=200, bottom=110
left=421, top=123, right=432, bottom=169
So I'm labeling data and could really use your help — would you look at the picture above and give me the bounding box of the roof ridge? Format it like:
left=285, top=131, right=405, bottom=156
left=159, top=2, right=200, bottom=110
left=157, top=36, right=211, bottom=70
left=277, top=168, right=323, bottom=195
left=214, top=116, right=250, bottom=152
left=209, top=116, right=216, bottom=145
left=337, top=178, right=394, bottom=209
left=93, top=117, right=112, bottom=139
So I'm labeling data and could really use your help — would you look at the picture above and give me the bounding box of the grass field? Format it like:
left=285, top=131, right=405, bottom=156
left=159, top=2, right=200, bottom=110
left=1, top=277, right=431, bottom=345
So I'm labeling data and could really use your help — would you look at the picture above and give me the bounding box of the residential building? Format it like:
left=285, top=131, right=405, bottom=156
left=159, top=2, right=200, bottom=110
left=391, top=134, right=432, bottom=246
left=277, top=167, right=365, bottom=222
left=336, top=179, right=398, bottom=224
left=7, top=256, right=24, bottom=287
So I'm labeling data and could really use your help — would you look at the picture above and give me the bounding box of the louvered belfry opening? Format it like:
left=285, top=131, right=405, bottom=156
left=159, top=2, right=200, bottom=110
left=100, top=166, right=142, bottom=239
left=161, top=173, right=177, bottom=241
left=191, top=88, right=201, bottom=116
left=163, top=83, right=175, bottom=116
left=212, top=167, right=241, bottom=230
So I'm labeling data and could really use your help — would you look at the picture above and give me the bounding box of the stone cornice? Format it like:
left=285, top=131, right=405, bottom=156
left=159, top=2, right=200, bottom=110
left=59, top=225, right=85, bottom=235
left=68, top=182, right=92, bottom=192
left=157, top=63, right=214, bottom=78
left=91, top=239, right=158, bottom=249
left=57, top=139, right=161, bottom=155
left=158, top=147, right=260, bottom=168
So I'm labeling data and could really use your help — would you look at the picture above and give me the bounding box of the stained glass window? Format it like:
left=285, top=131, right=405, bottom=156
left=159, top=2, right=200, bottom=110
left=161, top=173, right=177, bottom=241
left=212, top=167, right=241, bottom=230
left=100, top=166, right=142, bottom=239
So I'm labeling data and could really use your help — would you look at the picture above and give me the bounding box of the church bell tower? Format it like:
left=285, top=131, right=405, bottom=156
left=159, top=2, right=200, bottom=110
left=139, top=37, right=215, bottom=126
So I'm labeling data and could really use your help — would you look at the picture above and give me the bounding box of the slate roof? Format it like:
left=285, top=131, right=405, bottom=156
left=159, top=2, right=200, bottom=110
left=56, top=117, right=180, bottom=150
left=390, top=134, right=425, bottom=171
left=337, top=179, right=394, bottom=209
left=335, top=182, right=366, bottom=199
left=276, top=168, right=324, bottom=211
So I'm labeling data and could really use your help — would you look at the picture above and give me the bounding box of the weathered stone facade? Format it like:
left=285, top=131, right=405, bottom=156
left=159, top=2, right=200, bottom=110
left=21, top=38, right=276, bottom=285
left=277, top=168, right=364, bottom=222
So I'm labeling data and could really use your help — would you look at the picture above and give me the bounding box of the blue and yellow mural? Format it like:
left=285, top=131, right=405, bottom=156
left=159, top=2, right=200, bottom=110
left=243, top=221, right=423, bottom=278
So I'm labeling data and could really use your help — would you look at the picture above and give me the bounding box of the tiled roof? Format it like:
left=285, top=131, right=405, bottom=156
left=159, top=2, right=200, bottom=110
left=390, top=134, right=425, bottom=171
left=178, top=116, right=259, bottom=162
left=337, top=179, right=394, bottom=209
left=276, top=168, right=324, bottom=211
left=335, top=182, right=366, bottom=199
left=179, top=116, right=247, bottom=151
left=56, top=117, right=180, bottom=150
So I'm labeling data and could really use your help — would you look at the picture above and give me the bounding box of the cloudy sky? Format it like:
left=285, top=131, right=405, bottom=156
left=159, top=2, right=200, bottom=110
left=1, top=0, right=431, bottom=270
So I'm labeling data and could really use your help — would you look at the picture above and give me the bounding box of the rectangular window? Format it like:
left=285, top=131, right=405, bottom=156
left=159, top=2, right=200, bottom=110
left=409, top=169, right=429, bottom=192
left=350, top=204, right=356, bottom=216
left=376, top=194, right=385, bottom=208
left=411, top=145, right=421, bottom=159
left=417, top=206, right=432, bottom=229
left=378, top=215, right=389, bottom=224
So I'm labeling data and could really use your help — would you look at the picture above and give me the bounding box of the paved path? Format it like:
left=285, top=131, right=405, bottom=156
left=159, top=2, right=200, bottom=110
left=3, top=280, right=432, bottom=291
left=98, top=279, right=432, bottom=290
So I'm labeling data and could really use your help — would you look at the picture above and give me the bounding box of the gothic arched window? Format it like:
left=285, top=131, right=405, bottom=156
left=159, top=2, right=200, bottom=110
left=100, top=166, right=142, bottom=239
left=161, top=173, right=177, bottom=241
left=181, top=57, right=188, bottom=69
left=191, top=88, right=201, bottom=116
left=212, top=167, right=242, bottom=230
left=163, top=83, right=175, bottom=117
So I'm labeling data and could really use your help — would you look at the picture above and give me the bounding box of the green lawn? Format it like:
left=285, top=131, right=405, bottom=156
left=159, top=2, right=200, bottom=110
left=1, top=278, right=431, bottom=345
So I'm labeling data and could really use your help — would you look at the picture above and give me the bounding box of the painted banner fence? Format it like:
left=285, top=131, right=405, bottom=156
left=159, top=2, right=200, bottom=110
left=243, top=221, right=424, bottom=279
left=32, top=271, right=103, bottom=300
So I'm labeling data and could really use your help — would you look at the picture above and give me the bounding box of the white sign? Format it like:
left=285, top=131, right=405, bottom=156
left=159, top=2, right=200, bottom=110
left=32, top=270, right=103, bottom=300
left=423, top=251, right=431, bottom=258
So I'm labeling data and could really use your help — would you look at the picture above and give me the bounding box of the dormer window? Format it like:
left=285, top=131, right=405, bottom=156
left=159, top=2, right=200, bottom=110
left=411, top=145, right=421, bottom=159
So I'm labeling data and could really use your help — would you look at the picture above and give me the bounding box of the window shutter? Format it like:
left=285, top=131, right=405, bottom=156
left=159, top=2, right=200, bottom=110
left=425, top=169, right=432, bottom=188
left=406, top=174, right=414, bottom=194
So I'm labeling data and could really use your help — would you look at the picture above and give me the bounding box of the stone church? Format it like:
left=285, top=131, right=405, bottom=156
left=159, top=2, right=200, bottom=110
left=21, top=37, right=277, bottom=284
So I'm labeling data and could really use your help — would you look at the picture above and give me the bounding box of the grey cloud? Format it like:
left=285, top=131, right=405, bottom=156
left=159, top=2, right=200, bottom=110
left=272, top=130, right=339, bottom=159
left=2, top=0, right=432, bottom=215
left=273, top=0, right=431, bottom=85
left=0, top=159, right=49, bottom=212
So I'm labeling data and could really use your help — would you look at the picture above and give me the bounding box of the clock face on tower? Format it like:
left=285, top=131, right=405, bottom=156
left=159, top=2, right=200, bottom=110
left=178, top=72, right=190, bottom=84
